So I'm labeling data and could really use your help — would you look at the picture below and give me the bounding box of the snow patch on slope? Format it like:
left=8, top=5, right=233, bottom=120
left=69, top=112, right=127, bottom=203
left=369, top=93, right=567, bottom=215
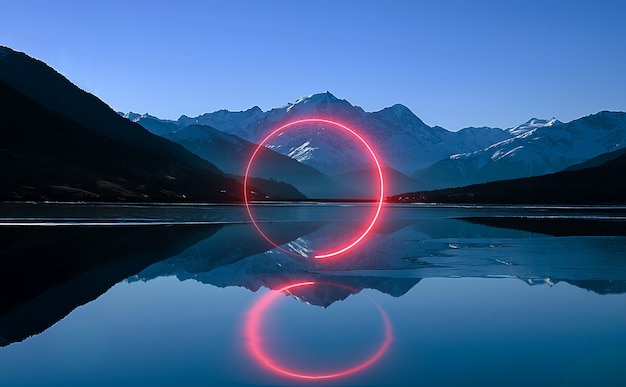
left=286, top=140, right=318, bottom=162
left=491, top=145, right=524, bottom=161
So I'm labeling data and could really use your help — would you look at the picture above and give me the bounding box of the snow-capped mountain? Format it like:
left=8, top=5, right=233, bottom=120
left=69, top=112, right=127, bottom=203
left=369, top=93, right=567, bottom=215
left=507, top=117, right=562, bottom=136
left=416, top=112, right=626, bottom=188
left=240, top=93, right=511, bottom=175
left=122, top=93, right=625, bottom=192
left=124, top=92, right=511, bottom=177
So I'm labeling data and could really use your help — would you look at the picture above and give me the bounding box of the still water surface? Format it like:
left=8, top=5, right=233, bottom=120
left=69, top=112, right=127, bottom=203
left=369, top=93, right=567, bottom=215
left=0, top=203, right=625, bottom=386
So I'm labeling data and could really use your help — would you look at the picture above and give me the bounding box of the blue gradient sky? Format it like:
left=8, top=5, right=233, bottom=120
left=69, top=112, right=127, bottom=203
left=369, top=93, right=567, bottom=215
left=2, top=0, right=625, bottom=130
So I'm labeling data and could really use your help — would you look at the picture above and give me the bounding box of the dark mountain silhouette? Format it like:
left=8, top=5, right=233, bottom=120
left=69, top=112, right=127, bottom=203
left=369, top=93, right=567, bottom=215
left=0, top=81, right=231, bottom=201
left=389, top=150, right=626, bottom=204
left=0, top=46, right=205, bottom=153
left=0, top=223, right=224, bottom=346
left=0, top=46, right=300, bottom=201
left=0, top=220, right=319, bottom=347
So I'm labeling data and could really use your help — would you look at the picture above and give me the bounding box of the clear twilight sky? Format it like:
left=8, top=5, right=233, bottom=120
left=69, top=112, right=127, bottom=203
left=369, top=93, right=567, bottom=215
left=1, top=0, right=625, bottom=131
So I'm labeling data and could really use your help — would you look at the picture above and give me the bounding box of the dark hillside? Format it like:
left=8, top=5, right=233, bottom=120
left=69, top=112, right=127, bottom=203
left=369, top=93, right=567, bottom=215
left=389, top=152, right=626, bottom=204
left=0, top=81, right=239, bottom=201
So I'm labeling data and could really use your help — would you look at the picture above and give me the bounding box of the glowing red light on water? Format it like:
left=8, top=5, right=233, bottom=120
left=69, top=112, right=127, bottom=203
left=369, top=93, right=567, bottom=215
left=243, top=118, right=384, bottom=259
left=244, top=281, right=393, bottom=380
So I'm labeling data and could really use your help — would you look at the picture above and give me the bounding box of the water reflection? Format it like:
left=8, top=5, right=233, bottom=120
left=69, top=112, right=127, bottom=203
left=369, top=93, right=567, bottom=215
left=3, top=204, right=624, bottom=348
left=0, top=222, right=224, bottom=346
left=1, top=203, right=625, bottom=385
left=0, top=214, right=321, bottom=346
left=244, top=281, right=392, bottom=380
left=131, top=205, right=626, bottom=301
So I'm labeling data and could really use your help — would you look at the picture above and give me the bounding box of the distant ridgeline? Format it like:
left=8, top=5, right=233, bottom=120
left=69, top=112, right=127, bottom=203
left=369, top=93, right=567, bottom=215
left=125, top=100, right=626, bottom=204
left=388, top=146, right=626, bottom=205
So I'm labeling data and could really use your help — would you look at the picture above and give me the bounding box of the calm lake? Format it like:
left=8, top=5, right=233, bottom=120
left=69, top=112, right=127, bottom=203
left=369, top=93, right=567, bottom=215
left=1, top=202, right=625, bottom=386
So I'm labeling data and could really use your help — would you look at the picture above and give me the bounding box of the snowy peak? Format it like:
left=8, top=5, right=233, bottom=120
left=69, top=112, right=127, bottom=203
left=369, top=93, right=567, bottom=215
left=374, top=104, right=425, bottom=127
left=121, top=111, right=158, bottom=122
left=508, top=117, right=561, bottom=136
left=285, top=91, right=349, bottom=112
left=370, top=104, right=428, bottom=133
left=293, top=91, right=340, bottom=105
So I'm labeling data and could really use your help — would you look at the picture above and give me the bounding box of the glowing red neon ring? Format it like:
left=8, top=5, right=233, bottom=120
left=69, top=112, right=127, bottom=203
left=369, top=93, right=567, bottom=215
left=243, top=118, right=384, bottom=259
left=245, top=281, right=393, bottom=380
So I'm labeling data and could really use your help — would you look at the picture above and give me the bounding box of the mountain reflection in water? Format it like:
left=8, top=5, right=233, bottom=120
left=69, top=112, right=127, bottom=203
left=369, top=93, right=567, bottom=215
left=0, top=203, right=625, bottom=386
left=131, top=205, right=626, bottom=302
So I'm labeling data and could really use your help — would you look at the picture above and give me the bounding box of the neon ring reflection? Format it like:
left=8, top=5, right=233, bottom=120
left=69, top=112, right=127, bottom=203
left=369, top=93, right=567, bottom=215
left=244, top=281, right=393, bottom=380
left=243, top=118, right=385, bottom=259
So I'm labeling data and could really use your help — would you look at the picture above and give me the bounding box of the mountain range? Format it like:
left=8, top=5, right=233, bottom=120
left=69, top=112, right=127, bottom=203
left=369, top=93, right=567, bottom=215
left=136, top=92, right=512, bottom=176
left=124, top=94, right=626, bottom=197
left=416, top=113, right=626, bottom=188
left=2, top=44, right=625, bottom=202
